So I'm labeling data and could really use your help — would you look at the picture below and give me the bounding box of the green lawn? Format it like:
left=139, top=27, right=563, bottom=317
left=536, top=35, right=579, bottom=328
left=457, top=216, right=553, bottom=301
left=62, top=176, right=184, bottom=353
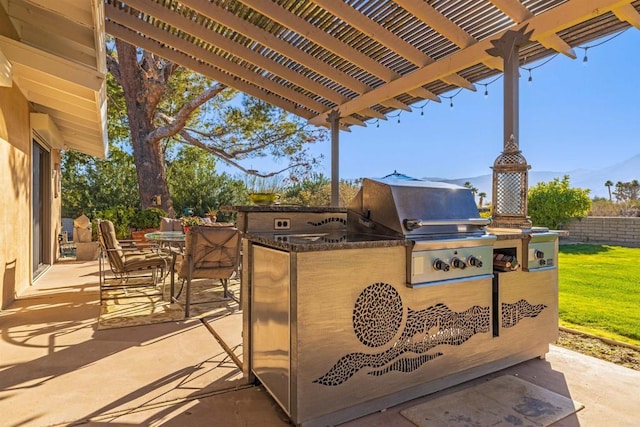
left=558, top=244, right=640, bottom=346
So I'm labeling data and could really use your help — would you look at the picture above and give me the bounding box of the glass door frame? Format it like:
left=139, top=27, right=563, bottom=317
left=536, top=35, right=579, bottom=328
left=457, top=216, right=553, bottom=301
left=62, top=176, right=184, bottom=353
left=32, top=132, right=52, bottom=280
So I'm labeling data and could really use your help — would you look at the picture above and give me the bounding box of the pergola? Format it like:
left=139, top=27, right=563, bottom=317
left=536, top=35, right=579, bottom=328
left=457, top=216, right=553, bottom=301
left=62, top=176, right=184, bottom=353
left=3, top=1, right=639, bottom=167
left=75, top=0, right=640, bottom=199
left=104, top=0, right=640, bottom=125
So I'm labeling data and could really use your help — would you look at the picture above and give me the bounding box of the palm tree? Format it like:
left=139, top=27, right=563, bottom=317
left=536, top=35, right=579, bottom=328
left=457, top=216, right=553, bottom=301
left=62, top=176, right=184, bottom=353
left=604, top=180, right=613, bottom=202
left=478, top=192, right=487, bottom=208
left=631, top=179, right=640, bottom=201
left=615, top=181, right=624, bottom=202
left=463, top=182, right=478, bottom=202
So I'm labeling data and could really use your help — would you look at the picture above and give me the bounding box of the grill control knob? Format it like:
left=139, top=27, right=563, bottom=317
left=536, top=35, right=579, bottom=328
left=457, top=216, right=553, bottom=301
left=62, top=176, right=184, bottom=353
left=534, top=249, right=545, bottom=259
left=468, top=256, right=483, bottom=268
left=451, top=257, right=467, bottom=269
left=433, top=258, right=450, bottom=272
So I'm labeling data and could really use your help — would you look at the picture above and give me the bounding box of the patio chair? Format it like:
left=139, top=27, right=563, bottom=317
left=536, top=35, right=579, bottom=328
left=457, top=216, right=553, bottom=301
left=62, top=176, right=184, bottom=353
left=171, top=225, right=241, bottom=317
left=97, top=219, right=168, bottom=301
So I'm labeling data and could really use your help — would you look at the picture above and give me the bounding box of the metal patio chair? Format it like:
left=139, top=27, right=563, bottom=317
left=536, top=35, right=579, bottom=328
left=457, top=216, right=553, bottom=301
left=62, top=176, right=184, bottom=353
left=171, top=225, right=241, bottom=317
left=97, top=219, right=168, bottom=302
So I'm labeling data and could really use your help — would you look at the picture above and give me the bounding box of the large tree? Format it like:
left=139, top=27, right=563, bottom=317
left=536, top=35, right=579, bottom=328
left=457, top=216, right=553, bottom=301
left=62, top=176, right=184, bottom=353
left=106, top=39, right=325, bottom=216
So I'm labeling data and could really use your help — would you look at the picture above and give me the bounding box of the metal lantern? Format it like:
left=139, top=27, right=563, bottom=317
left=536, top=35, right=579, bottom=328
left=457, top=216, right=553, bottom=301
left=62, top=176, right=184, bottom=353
left=491, top=135, right=532, bottom=228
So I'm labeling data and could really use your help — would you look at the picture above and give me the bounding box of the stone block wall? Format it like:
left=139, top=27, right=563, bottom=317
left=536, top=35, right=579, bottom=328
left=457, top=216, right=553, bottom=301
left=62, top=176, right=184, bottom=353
left=565, top=217, right=640, bottom=246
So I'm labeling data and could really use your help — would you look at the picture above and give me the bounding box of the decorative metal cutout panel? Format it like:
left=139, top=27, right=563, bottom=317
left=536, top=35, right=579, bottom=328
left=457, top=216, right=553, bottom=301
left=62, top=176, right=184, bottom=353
left=307, top=217, right=347, bottom=227
left=314, top=282, right=490, bottom=386
left=502, top=299, right=547, bottom=328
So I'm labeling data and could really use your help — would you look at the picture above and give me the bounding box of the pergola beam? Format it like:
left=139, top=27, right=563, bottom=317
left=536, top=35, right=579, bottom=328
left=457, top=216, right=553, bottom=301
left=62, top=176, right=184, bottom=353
left=358, top=108, right=386, bottom=120
left=312, top=0, right=431, bottom=67
left=310, top=0, right=635, bottom=126
left=399, top=0, right=477, bottom=48
left=490, top=0, right=576, bottom=58
left=441, top=74, right=476, bottom=92
left=613, top=3, right=640, bottom=29
left=407, top=87, right=441, bottom=102
left=488, top=0, right=531, bottom=22
left=380, top=98, right=411, bottom=112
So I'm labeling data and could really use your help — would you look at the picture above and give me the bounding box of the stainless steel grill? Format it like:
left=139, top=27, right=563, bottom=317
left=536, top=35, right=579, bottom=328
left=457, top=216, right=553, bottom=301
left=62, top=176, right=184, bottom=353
left=347, top=175, right=497, bottom=287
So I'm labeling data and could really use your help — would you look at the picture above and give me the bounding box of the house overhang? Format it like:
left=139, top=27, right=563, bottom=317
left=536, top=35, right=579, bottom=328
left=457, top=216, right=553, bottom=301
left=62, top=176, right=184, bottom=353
left=0, top=0, right=108, bottom=158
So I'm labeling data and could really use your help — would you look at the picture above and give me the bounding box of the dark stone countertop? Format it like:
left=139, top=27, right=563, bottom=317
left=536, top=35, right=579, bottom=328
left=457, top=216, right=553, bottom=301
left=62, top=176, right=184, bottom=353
left=488, top=227, right=564, bottom=240
left=223, top=205, right=347, bottom=213
left=245, top=231, right=410, bottom=252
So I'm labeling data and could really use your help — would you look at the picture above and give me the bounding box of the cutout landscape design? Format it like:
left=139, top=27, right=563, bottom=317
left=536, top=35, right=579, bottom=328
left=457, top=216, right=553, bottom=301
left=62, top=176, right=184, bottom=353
left=314, top=282, right=490, bottom=386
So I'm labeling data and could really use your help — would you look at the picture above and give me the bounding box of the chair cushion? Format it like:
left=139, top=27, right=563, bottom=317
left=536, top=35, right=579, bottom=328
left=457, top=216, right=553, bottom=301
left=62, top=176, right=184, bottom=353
left=177, top=226, right=240, bottom=280
left=160, top=217, right=183, bottom=232
left=123, top=256, right=166, bottom=271
left=99, top=220, right=125, bottom=271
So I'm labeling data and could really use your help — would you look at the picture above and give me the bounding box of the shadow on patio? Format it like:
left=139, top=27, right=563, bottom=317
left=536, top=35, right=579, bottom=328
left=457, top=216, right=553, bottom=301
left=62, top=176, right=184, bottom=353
left=1, top=260, right=640, bottom=426
left=0, top=260, right=287, bottom=426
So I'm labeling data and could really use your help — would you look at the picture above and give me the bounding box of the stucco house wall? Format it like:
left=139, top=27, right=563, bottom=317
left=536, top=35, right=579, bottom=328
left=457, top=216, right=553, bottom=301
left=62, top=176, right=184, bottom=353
left=0, top=87, right=67, bottom=309
left=0, top=84, right=59, bottom=308
left=0, top=2, right=106, bottom=311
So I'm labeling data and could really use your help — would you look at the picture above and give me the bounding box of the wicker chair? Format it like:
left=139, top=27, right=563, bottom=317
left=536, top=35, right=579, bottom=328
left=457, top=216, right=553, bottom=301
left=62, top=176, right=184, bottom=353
left=97, top=219, right=167, bottom=301
left=171, top=225, right=241, bottom=317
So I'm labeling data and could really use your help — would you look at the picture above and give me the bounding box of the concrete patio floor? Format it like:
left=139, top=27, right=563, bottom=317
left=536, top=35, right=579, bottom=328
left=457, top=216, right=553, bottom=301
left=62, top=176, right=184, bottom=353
left=1, top=260, right=638, bottom=426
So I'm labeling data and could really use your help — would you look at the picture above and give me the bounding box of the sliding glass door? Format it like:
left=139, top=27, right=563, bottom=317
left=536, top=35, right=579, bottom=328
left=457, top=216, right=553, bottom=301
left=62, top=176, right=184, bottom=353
left=32, top=139, right=50, bottom=278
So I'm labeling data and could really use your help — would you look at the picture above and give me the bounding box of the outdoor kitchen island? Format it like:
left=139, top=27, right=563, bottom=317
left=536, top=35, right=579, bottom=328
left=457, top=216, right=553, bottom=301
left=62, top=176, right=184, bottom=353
left=239, top=179, right=558, bottom=427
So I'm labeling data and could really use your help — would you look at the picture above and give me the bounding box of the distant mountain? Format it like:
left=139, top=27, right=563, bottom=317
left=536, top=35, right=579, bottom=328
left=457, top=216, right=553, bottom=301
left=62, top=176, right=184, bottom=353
left=427, top=153, right=640, bottom=200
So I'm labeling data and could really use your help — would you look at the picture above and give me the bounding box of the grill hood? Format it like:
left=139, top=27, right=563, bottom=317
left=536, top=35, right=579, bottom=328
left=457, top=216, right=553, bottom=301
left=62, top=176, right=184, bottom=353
left=347, top=176, right=489, bottom=239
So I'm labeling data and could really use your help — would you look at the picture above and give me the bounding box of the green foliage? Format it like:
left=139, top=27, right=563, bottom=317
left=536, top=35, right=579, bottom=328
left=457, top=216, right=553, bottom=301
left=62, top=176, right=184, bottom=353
left=281, top=173, right=361, bottom=206
left=613, top=180, right=640, bottom=202
left=130, top=207, right=166, bottom=230
left=92, top=206, right=136, bottom=240
left=282, top=173, right=330, bottom=204
left=559, top=244, right=640, bottom=345
left=108, top=42, right=325, bottom=208
left=528, top=175, right=591, bottom=229
left=90, top=206, right=165, bottom=238
left=61, top=144, right=139, bottom=217
left=479, top=207, right=492, bottom=219
left=180, top=216, right=205, bottom=226
left=167, top=145, right=248, bottom=221
left=244, top=175, right=283, bottom=194
left=106, top=71, right=129, bottom=144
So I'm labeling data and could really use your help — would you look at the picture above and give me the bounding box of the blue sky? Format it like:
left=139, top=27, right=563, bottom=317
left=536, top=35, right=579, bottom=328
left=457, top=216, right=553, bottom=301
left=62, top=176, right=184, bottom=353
left=232, top=29, right=640, bottom=182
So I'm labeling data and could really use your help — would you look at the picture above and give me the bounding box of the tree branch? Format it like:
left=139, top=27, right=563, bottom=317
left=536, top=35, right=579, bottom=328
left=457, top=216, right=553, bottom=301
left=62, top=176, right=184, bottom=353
left=177, top=129, right=308, bottom=177
left=162, top=61, right=179, bottom=81
left=147, top=83, right=227, bottom=144
left=106, top=55, right=121, bottom=85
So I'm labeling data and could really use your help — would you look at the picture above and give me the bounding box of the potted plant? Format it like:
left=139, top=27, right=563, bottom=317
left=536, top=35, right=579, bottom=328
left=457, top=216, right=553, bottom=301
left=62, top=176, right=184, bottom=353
left=130, top=207, right=166, bottom=243
left=205, top=207, right=218, bottom=223
left=246, top=175, right=281, bottom=205
left=180, top=215, right=204, bottom=234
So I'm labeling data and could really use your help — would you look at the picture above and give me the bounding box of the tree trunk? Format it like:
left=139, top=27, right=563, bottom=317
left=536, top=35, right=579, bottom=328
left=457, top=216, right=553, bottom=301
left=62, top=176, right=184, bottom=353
left=115, top=40, right=174, bottom=216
